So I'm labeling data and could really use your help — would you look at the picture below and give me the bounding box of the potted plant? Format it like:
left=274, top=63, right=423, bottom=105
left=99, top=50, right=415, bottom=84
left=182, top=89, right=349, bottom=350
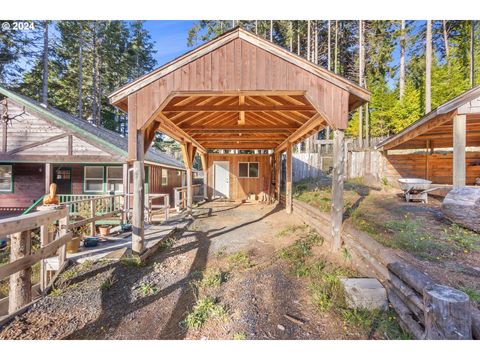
left=98, top=225, right=111, bottom=237
left=67, top=228, right=82, bottom=254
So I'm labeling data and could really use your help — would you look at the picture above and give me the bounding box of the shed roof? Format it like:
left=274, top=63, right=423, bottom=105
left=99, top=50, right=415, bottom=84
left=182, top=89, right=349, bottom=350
left=0, top=85, right=185, bottom=170
left=377, top=85, right=480, bottom=150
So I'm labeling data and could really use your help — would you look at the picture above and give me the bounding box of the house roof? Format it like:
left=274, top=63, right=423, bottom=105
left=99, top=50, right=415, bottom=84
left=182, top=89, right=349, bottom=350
left=377, top=84, right=480, bottom=150
left=109, top=27, right=370, bottom=111
left=0, top=85, right=185, bottom=170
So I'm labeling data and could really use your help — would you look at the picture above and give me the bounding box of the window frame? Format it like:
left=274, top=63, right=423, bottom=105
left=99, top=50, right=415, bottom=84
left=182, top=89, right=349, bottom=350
left=161, top=168, right=168, bottom=186
left=238, top=162, right=260, bottom=179
left=106, top=166, right=123, bottom=193
left=83, top=166, right=105, bottom=193
left=0, top=164, right=13, bottom=193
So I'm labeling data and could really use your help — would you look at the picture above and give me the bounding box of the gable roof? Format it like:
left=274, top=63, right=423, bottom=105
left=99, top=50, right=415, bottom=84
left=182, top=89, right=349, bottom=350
left=0, top=85, right=185, bottom=170
left=109, top=27, right=370, bottom=111
left=376, top=84, right=480, bottom=150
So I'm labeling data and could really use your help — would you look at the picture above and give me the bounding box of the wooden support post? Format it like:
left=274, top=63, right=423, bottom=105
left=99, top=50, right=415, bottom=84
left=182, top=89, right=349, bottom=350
left=453, top=114, right=466, bottom=189
left=286, top=143, right=293, bottom=214
left=8, top=231, right=32, bottom=314
left=425, top=140, right=430, bottom=180
left=58, top=211, right=68, bottom=268
left=331, top=129, right=345, bottom=251
left=424, top=284, right=472, bottom=339
left=39, top=224, right=49, bottom=292
left=89, top=198, right=96, bottom=236
left=186, top=168, right=193, bottom=215
left=200, top=152, right=208, bottom=200
left=275, top=152, right=281, bottom=201
left=122, top=163, right=128, bottom=224
left=132, top=160, right=145, bottom=254
left=45, top=163, right=52, bottom=193
left=181, top=142, right=196, bottom=217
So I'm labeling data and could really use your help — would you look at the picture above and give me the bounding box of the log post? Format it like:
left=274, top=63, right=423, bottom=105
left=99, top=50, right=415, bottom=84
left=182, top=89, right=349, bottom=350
left=45, top=163, right=52, bottom=193
left=181, top=142, right=196, bottom=217
left=121, top=163, right=128, bottom=224
left=39, top=224, right=49, bottom=292
left=200, top=152, right=208, bottom=200
left=331, top=129, right=345, bottom=251
left=453, top=114, right=466, bottom=189
left=132, top=160, right=145, bottom=254
left=275, top=151, right=281, bottom=201
left=286, top=143, right=293, bottom=214
left=186, top=168, right=193, bottom=215
left=424, top=284, right=472, bottom=339
left=8, top=230, right=32, bottom=313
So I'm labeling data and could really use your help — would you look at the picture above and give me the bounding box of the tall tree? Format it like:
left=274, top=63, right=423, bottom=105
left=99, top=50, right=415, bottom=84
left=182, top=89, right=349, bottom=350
left=358, top=20, right=364, bottom=148
left=41, top=21, right=49, bottom=105
left=470, top=21, right=475, bottom=88
left=425, top=20, right=432, bottom=113
left=399, top=20, right=406, bottom=100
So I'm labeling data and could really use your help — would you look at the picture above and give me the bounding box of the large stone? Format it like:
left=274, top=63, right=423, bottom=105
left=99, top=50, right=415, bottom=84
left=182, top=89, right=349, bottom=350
left=340, top=278, right=388, bottom=311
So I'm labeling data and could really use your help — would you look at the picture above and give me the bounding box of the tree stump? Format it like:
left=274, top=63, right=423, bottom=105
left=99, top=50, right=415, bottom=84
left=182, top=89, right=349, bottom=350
left=424, top=284, right=472, bottom=339
left=441, top=187, right=480, bottom=232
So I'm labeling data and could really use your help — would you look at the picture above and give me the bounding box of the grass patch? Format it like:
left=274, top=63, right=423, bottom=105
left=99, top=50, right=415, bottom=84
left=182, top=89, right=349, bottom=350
left=227, top=251, right=253, bottom=271
left=442, top=224, right=480, bottom=252
left=276, top=224, right=306, bottom=237
left=184, top=297, right=228, bottom=330
left=279, top=231, right=323, bottom=277
left=341, top=308, right=411, bottom=340
left=139, top=282, right=158, bottom=297
left=198, top=269, right=227, bottom=288
left=50, top=287, right=63, bottom=297
left=383, top=217, right=444, bottom=259
left=460, top=287, right=480, bottom=303
left=233, top=332, right=247, bottom=340
left=160, top=236, right=176, bottom=251
left=215, top=245, right=227, bottom=258
left=121, top=255, right=143, bottom=268
left=100, top=274, right=115, bottom=291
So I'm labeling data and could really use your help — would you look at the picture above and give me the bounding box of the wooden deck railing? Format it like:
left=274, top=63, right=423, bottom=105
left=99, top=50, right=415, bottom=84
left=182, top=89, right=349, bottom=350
left=0, top=206, right=71, bottom=317
left=173, top=184, right=203, bottom=211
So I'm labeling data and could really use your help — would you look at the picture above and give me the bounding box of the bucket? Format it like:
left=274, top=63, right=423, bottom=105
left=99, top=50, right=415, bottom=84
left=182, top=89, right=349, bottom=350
left=67, top=236, right=81, bottom=253
left=83, top=237, right=99, bottom=248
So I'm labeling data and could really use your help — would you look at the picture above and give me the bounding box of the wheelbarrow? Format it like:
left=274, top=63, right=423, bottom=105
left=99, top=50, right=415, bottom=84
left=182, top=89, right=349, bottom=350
left=397, top=178, right=438, bottom=204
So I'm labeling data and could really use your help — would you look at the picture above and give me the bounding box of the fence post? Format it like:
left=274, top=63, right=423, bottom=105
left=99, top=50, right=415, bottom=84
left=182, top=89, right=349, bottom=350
left=8, top=230, right=32, bottom=313
left=57, top=210, right=69, bottom=269
left=90, top=198, right=96, bottom=236
left=39, top=224, right=49, bottom=292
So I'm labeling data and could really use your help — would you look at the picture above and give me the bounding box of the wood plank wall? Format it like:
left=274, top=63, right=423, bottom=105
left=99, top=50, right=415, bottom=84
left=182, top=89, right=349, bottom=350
left=147, top=165, right=184, bottom=206
left=0, top=163, right=44, bottom=209
left=385, top=152, right=480, bottom=185
left=206, top=154, right=272, bottom=201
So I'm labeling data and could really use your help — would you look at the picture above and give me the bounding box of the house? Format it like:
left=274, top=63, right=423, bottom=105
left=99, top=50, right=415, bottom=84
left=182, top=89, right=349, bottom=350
left=0, top=86, right=186, bottom=215
left=376, top=84, right=480, bottom=189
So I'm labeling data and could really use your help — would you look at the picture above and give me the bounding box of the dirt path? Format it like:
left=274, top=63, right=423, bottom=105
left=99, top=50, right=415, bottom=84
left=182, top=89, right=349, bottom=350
left=0, top=202, right=403, bottom=340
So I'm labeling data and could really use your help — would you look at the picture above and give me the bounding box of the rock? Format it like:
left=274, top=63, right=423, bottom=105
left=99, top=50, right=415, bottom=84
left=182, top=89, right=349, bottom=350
left=277, top=324, right=285, bottom=331
left=340, top=278, right=388, bottom=311
left=442, top=187, right=480, bottom=233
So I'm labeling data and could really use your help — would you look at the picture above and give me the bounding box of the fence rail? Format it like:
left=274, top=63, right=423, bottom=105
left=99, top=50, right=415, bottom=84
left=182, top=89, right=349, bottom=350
left=173, top=184, right=203, bottom=211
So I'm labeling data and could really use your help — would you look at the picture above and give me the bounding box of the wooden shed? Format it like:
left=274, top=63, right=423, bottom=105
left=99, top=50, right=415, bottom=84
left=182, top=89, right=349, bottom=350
left=109, top=27, right=370, bottom=253
left=377, top=85, right=480, bottom=188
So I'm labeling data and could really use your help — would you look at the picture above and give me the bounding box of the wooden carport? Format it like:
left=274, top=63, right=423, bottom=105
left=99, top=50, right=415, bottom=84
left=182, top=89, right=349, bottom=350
left=109, top=27, right=369, bottom=254
left=377, top=85, right=480, bottom=188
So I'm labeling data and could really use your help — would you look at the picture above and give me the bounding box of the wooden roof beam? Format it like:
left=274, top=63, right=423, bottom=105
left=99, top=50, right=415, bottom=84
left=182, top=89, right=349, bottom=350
left=162, top=104, right=314, bottom=112
left=275, top=114, right=325, bottom=153
left=156, top=113, right=207, bottom=154
left=185, top=128, right=296, bottom=134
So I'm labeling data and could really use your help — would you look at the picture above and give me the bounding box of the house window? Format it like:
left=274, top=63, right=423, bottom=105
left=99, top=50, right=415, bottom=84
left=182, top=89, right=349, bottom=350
left=162, top=169, right=168, bottom=186
left=238, top=162, right=259, bottom=178
left=0, top=165, right=13, bottom=193
left=84, top=166, right=104, bottom=193
left=106, top=166, right=123, bottom=193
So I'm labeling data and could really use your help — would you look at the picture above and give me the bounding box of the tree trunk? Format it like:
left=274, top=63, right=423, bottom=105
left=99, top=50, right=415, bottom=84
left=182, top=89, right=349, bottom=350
left=334, top=20, right=339, bottom=74
left=358, top=20, right=364, bottom=148
left=270, top=20, right=273, bottom=42
left=91, top=22, right=98, bottom=124
left=424, top=284, right=472, bottom=340
left=255, top=20, right=258, bottom=34
left=297, top=21, right=300, bottom=56
left=314, top=21, right=318, bottom=64
left=41, top=21, right=49, bottom=105
left=327, top=20, right=331, bottom=71
left=307, top=20, right=311, bottom=62
left=400, top=20, right=406, bottom=100
left=442, top=187, right=480, bottom=232
left=289, top=21, right=293, bottom=52
left=470, top=20, right=475, bottom=88
left=425, top=20, right=432, bottom=114
left=442, top=20, right=450, bottom=67
left=78, top=23, right=83, bottom=119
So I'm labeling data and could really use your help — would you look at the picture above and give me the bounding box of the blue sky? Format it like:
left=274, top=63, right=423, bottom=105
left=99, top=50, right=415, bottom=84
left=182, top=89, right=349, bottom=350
left=143, top=20, right=196, bottom=66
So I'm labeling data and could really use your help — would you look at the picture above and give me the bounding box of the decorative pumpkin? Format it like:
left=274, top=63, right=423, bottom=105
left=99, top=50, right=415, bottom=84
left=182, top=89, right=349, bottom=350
left=43, top=183, right=60, bottom=205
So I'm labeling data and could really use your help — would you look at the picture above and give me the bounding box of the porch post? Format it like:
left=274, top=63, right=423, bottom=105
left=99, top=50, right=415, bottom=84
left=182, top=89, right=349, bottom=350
left=122, top=163, right=128, bottom=224
left=200, top=152, right=208, bottom=200
left=132, top=131, right=145, bottom=254
left=45, top=163, right=51, bottom=193
left=275, top=151, right=281, bottom=201
left=181, top=142, right=196, bottom=217
left=186, top=167, right=193, bottom=214
left=286, top=142, right=293, bottom=214
left=331, top=129, right=345, bottom=251
left=453, top=114, right=466, bottom=189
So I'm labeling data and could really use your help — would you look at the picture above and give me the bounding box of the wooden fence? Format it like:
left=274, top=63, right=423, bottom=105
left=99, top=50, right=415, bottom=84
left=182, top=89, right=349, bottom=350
left=173, top=184, right=203, bottom=211
left=291, top=198, right=480, bottom=340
